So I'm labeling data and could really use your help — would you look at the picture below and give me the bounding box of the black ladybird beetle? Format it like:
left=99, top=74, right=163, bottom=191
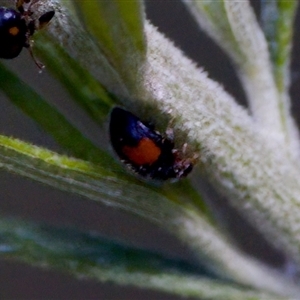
left=109, top=107, right=194, bottom=180
left=0, top=0, right=55, bottom=68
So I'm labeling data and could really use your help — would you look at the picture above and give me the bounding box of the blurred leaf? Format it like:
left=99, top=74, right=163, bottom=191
left=0, top=134, right=158, bottom=205
left=181, top=0, right=245, bottom=64
left=74, top=0, right=146, bottom=88
left=0, top=135, right=204, bottom=226
left=0, top=218, right=212, bottom=277
left=260, top=1, right=299, bottom=154
left=261, top=0, right=298, bottom=93
left=0, top=217, right=283, bottom=300
left=35, top=34, right=116, bottom=124
left=45, top=0, right=130, bottom=97
left=0, top=62, right=116, bottom=168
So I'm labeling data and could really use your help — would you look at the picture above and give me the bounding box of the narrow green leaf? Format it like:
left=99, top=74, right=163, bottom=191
left=0, top=62, right=115, bottom=168
left=0, top=134, right=183, bottom=219
left=34, top=34, right=116, bottom=124
left=0, top=218, right=213, bottom=278
left=182, top=0, right=245, bottom=64
left=74, top=0, right=146, bottom=88
left=0, top=135, right=211, bottom=233
left=260, top=0, right=299, bottom=154
left=261, top=0, right=298, bottom=94
left=44, top=0, right=130, bottom=98
left=0, top=218, right=283, bottom=300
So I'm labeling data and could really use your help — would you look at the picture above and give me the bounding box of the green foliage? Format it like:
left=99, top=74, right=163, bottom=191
left=0, top=0, right=299, bottom=299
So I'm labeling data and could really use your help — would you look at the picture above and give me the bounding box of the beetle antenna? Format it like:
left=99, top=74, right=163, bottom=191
left=28, top=45, right=44, bottom=71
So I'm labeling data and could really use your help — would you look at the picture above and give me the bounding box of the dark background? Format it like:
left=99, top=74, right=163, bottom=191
left=0, top=1, right=299, bottom=299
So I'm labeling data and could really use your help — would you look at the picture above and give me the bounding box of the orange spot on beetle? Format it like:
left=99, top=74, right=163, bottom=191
left=122, top=138, right=161, bottom=165
left=9, top=26, right=19, bottom=36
